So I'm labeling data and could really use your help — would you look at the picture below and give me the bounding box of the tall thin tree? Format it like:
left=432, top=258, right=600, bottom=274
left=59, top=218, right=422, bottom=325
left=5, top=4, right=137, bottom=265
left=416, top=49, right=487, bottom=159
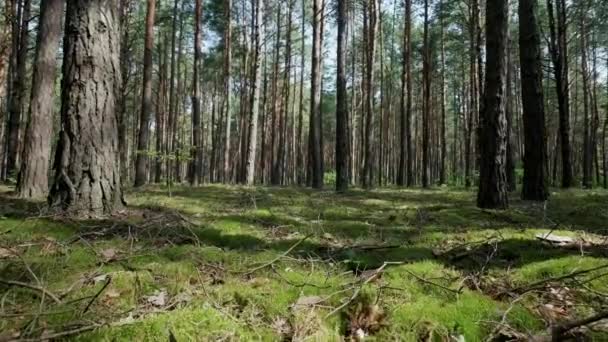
left=477, top=0, right=509, bottom=209
left=17, top=0, right=64, bottom=198
left=519, top=0, right=548, bottom=201
left=134, top=0, right=156, bottom=187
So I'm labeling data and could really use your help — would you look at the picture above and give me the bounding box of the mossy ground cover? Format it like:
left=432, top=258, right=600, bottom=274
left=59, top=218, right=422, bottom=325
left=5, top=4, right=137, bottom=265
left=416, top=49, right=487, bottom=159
left=0, top=185, right=607, bottom=341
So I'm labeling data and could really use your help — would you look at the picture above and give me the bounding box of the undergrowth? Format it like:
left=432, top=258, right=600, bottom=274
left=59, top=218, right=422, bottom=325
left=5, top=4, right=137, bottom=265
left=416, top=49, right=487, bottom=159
left=0, top=185, right=606, bottom=341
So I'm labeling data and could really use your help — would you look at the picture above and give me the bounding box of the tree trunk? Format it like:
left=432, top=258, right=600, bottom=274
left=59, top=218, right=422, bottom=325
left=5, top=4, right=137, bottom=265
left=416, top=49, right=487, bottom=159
left=335, top=0, right=349, bottom=192
left=222, top=0, right=232, bottom=183
left=190, top=0, right=203, bottom=186
left=134, top=0, right=156, bottom=187
left=398, top=0, right=411, bottom=187
left=309, top=0, right=324, bottom=189
left=4, top=0, right=31, bottom=180
left=361, top=0, right=378, bottom=189
left=48, top=0, right=124, bottom=216
left=244, top=0, right=264, bottom=185
left=296, top=0, right=306, bottom=185
left=477, top=0, right=508, bottom=209
left=580, top=9, right=592, bottom=189
left=439, top=0, right=447, bottom=185
left=117, top=0, right=132, bottom=185
left=546, top=0, right=573, bottom=188
left=16, top=0, right=64, bottom=198
left=519, top=0, right=548, bottom=201
left=421, top=0, right=431, bottom=188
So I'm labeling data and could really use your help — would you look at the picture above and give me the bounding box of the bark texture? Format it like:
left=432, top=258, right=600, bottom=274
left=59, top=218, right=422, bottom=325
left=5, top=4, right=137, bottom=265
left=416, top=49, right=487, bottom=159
left=477, top=0, right=508, bottom=209
left=335, top=0, right=348, bottom=192
left=17, top=0, right=64, bottom=198
left=134, top=0, right=156, bottom=187
left=48, top=0, right=124, bottom=216
left=519, top=0, right=548, bottom=201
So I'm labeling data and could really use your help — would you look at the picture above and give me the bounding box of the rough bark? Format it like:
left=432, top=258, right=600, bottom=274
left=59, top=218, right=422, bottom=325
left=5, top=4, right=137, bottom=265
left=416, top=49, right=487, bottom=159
left=5, top=0, right=31, bottom=180
left=335, top=0, right=349, bottom=192
left=134, top=0, right=156, bottom=187
left=361, top=0, right=378, bottom=189
left=244, top=0, right=264, bottom=185
left=16, top=0, right=64, bottom=198
left=477, top=0, right=508, bottom=209
left=190, top=0, right=203, bottom=186
left=421, top=0, right=431, bottom=188
left=222, top=0, right=232, bottom=183
left=48, top=0, right=124, bottom=216
left=519, top=0, right=548, bottom=201
left=580, top=10, right=592, bottom=189
left=546, top=0, right=573, bottom=188
left=398, top=0, right=412, bottom=187
left=309, top=0, right=324, bottom=189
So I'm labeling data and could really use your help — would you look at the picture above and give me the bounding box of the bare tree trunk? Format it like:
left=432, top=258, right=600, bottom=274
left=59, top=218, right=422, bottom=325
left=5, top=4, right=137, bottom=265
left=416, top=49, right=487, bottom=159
left=134, top=0, right=156, bottom=187
left=580, top=9, right=592, bottom=189
left=439, top=0, right=447, bottom=185
left=309, top=0, right=324, bottom=189
left=421, top=0, right=431, bottom=188
left=335, top=0, right=349, bottom=192
left=361, top=0, right=378, bottom=189
left=4, top=0, right=31, bottom=180
left=166, top=0, right=179, bottom=184
left=117, top=0, right=133, bottom=185
left=477, top=0, right=508, bottom=209
left=16, top=0, right=64, bottom=198
left=519, top=0, right=548, bottom=201
left=546, top=0, right=573, bottom=188
left=296, top=0, right=306, bottom=185
left=48, top=0, right=124, bottom=216
left=244, top=0, right=264, bottom=185
left=222, top=0, right=232, bottom=183
left=190, top=0, right=203, bottom=186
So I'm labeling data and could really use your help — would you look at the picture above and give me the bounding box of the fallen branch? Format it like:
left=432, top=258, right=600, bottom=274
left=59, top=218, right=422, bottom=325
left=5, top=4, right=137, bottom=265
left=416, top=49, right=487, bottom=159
left=325, top=262, right=403, bottom=318
left=551, top=310, right=608, bottom=341
left=402, top=269, right=462, bottom=295
left=503, top=263, right=608, bottom=295
left=82, top=276, right=112, bottom=314
left=0, top=279, right=61, bottom=304
left=6, top=324, right=101, bottom=342
left=242, top=234, right=312, bottom=276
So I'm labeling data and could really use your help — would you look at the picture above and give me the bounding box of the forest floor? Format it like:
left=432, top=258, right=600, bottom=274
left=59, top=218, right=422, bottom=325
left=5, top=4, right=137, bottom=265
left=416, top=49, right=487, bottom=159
left=0, top=185, right=607, bottom=341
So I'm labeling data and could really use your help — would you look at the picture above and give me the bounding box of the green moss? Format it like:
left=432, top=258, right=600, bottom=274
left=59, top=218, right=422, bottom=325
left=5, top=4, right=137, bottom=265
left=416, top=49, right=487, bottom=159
left=1, top=185, right=607, bottom=341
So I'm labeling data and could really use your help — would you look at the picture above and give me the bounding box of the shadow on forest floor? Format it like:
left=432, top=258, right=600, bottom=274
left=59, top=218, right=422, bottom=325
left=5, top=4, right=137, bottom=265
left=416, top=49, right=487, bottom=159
left=1, top=185, right=608, bottom=341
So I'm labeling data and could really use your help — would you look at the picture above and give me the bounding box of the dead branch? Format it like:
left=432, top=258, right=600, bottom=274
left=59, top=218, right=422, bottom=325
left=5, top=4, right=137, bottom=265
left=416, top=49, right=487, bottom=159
left=503, top=263, right=608, bottom=295
left=402, top=269, right=462, bottom=295
left=242, top=234, right=313, bottom=276
left=0, top=279, right=61, bottom=304
left=551, top=310, right=608, bottom=341
left=325, top=262, right=404, bottom=318
left=82, top=276, right=112, bottom=314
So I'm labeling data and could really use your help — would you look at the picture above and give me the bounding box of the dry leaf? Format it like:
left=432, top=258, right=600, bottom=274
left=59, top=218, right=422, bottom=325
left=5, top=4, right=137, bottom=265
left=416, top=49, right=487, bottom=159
left=146, top=290, right=167, bottom=307
left=100, top=248, right=118, bottom=262
left=0, top=247, right=16, bottom=258
left=293, top=295, right=324, bottom=309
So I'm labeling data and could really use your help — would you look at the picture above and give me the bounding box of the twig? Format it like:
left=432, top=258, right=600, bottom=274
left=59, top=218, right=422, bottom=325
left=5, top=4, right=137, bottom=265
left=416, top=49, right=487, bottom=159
left=325, top=261, right=403, bottom=318
left=242, top=234, right=312, bottom=276
left=402, top=269, right=462, bottom=294
left=82, top=276, right=112, bottom=314
left=7, top=324, right=102, bottom=342
left=551, top=310, right=608, bottom=341
left=504, top=263, right=608, bottom=295
left=0, top=279, right=61, bottom=304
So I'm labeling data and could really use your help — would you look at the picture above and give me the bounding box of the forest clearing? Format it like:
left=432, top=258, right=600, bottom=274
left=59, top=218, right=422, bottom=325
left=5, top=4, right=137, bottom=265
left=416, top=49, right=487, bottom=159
left=1, top=185, right=607, bottom=341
